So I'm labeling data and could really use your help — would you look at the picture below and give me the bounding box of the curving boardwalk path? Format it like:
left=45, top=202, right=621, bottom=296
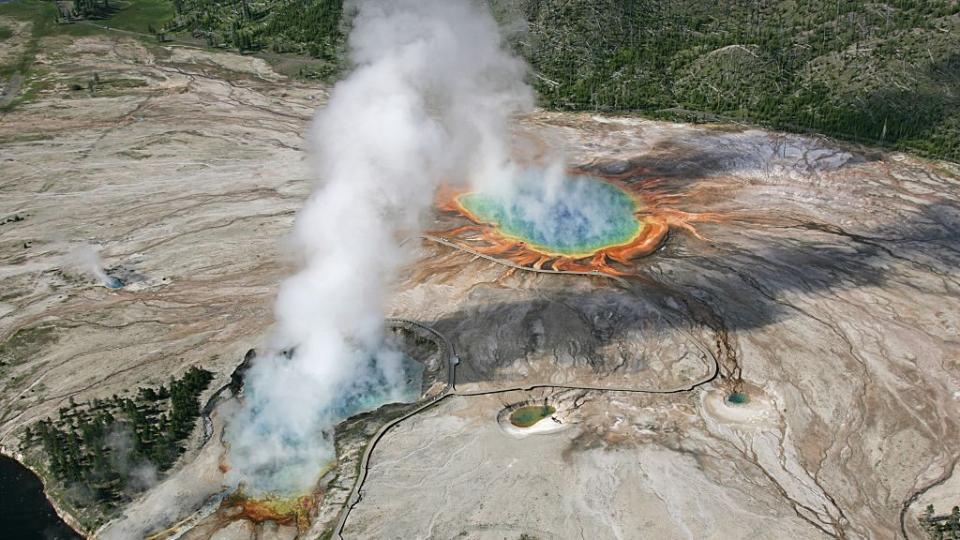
left=333, top=316, right=720, bottom=538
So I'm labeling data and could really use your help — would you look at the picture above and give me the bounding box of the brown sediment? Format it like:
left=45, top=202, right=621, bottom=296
left=222, top=491, right=317, bottom=531
left=604, top=216, right=668, bottom=264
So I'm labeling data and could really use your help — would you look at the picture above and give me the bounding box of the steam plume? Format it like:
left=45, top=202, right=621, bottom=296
left=225, top=0, right=532, bottom=494
left=65, top=244, right=122, bottom=288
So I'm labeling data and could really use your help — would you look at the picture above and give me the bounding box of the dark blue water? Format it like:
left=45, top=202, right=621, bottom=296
left=0, top=455, right=82, bottom=540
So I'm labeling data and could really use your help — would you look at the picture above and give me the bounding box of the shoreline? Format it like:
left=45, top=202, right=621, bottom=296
left=0, top=444, right=89, bottom=538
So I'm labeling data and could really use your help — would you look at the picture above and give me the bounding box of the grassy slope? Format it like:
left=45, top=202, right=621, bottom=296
left=0, top=0, right=177, bottom=110
left=0, top=0, right=176, bottom=61
left=0, top=1, right=64, bottom=110
left=100, top=0, right=174, bottom=34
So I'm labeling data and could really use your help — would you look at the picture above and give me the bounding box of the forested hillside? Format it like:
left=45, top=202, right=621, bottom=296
left=61, top=0, right=960, bottom=160
left=500, top=0, right=960, bottom=160
left=19, top=367, right=214, bottom=526
left=163, top=0, right=346, bottom=78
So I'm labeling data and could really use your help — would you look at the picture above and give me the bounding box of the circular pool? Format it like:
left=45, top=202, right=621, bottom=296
left=509, top=404, right=557, bottom=428
left=457, top=172, right=643, bottom=258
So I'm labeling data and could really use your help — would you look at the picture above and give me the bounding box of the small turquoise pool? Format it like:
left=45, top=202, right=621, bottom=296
left=726, top=392, right=750, bottom=405
left=458, top=171, right=641, bottom=256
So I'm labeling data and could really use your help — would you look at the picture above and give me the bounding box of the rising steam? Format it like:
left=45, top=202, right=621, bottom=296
left=225, top=0, right=532, bottom=494
left=65, top=244, right=122, bottom=288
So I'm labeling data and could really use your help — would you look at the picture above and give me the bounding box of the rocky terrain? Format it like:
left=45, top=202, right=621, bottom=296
left=0, top=33, right=318, bottom=532
left=1, top=31, right=959, bottom=540
left=369, top=114, right=960, bottom=539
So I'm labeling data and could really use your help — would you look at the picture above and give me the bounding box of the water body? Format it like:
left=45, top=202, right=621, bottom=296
left=331, top=353, right=425, bottom=419
left=459, top=171, right=641, bottom=256
left=227, top=351, right=426, bottom=493
left=509, top=405, right=556, bottom=428
left=0, top=454, right=82, bottom=540
left=726, top=392, right=750, bottom=405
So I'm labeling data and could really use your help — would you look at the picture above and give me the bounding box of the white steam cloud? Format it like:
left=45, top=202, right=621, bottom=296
left=105, top=426, right=159, bottom=492
left=65, top=244, right=122, bottom=288
left=225, top=0, right=532, bottom=494
left=485, top=167, right=637, bottom=251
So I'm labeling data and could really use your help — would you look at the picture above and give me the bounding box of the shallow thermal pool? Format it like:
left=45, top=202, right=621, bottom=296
left=458, top=171, right=641, bottom=257
left=333, top=354, right=425, bottom=419
left=726, top=392, right=750, bottom=405
left=226, top=350, right=425, bottom=494
left=509, top=405, right=557, bottom=428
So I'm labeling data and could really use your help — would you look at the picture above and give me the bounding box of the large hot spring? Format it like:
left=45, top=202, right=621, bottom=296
left=457, top=171, right=642, bottom=257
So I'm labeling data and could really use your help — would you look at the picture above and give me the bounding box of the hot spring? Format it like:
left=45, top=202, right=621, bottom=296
left=331, top=354, right=424, bottom=419
left=509, top=404, right=556, bottom=428
left=457, top=171, right=643, bottom=258
left=726, top=391, right=750, bottom=405
left=226, top=350, right=425, bottom=495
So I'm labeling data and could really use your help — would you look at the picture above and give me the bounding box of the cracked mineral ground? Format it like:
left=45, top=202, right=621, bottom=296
left=1, top=33, right=959, bottom=540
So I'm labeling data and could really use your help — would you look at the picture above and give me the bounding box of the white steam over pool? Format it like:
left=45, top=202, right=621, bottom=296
left=224, top=0, right=532, bottom=494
